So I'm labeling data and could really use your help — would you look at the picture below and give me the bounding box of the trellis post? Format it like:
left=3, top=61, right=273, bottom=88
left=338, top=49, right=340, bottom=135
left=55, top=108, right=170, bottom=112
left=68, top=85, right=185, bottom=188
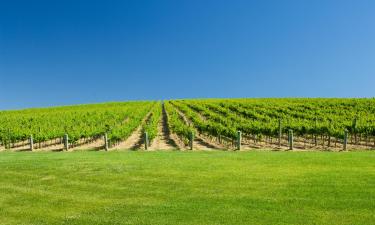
left=278, top=118, right=282, bottom=147
left=353, top=117, right=358, bottom=144
left=314, top=118, right=318, bottom=146
left=104, top=133, right=109, bottom=151
left=288, top=129, right=294, bottom=150
left=343, top=130, right=348, bottom=151
left=236, top=131, right=242, bottom=150
left=29, top=135, right=34, bottom=151
left=144, top=132, right=149, bottom=150
left=189, top=131, right=194, bottom=150
left=7, top=128, right=11, bottom=149
left=64, top=134, right=69, bottom=151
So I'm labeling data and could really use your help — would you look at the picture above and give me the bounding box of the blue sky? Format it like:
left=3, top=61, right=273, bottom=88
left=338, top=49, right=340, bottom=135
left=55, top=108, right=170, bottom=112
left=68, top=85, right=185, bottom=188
left=1, top=0, right=374, bottom=109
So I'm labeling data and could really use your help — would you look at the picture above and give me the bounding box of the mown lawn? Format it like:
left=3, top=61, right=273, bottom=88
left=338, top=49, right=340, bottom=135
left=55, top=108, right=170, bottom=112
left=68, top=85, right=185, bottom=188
left=0, top=150, right=374, bottom=225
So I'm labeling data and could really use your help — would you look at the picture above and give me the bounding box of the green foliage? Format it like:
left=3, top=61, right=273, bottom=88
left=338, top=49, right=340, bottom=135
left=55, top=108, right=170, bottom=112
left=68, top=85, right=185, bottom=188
left=169, top=98, right=375, bottom=140
left=142, top=101, right=162, bottom=142
left=2, top=98, right=375, bottom=147
left=0, top=151, right=374, bottom=224
left=164, top=101, right=193, bottom=145
left=0, top=102, right=154, bottom=145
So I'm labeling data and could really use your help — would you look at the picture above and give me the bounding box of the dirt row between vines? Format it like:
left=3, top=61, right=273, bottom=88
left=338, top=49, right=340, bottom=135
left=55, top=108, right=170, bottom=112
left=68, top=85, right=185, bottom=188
left=148, top=104, right=180, bottom=150
left=108, top=103, right=222, bottom=151
left=169, top=103, right=226, bottom=150
left=167, top=103, right=375, bottom=151
left=4, top=102, right=372, bottom=152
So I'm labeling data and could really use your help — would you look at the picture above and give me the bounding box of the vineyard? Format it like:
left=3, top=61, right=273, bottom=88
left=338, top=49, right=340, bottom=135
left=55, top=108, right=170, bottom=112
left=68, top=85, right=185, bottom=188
left=1, top=98, right=375, bottom=151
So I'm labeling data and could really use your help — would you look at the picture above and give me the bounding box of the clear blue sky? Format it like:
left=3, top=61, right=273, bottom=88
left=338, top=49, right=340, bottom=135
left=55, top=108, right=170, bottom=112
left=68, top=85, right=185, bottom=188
left=1, top=0, right=374, bottom=109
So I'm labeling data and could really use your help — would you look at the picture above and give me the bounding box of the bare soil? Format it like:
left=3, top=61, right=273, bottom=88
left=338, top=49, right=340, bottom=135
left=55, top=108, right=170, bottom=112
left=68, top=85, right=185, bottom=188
left=5, top=137, right=64, bottom=152
left=71, top=137, right=105, bottom=151
left=112, top=125, right=144, bottom=150
left=8, top=145, right=31, bottom=152
left=149, top=106, right=179, bottom=150
left=170, top=103, right=226, bottom=150
left=239, top=135, right=375, bottom=151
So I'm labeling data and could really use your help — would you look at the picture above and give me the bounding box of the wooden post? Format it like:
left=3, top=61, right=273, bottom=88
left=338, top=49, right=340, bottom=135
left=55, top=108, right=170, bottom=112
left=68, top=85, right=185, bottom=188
left=328, top=136, right=331, bottom=148
left=189, top=131, right=194, bottom=150
left=343, top=130, right=348, bottom=151
left=278, top=118, right=282, bottom=147
left=104, top=133, right=108, bottom=151
left=29, top=135, right=34, bottom=151
left=144, top=132, right=149, bottom=150
left=314, top=118, right=318, bottom=146
left=64, top=134, right=69, bottom=151
left=7, top=128, right=11, bottom=149
left=288, top=129, right=294, bottom=150
left=353, top=117, right=357, bottom=144
left=328, top=119, right=332, bottom=148
left=237, top=131, right=242, bottom=150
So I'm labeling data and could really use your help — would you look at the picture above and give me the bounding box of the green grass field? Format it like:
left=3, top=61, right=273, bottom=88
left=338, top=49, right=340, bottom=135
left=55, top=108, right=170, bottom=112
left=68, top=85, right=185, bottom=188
left=0, top=151, right=374, bottom=225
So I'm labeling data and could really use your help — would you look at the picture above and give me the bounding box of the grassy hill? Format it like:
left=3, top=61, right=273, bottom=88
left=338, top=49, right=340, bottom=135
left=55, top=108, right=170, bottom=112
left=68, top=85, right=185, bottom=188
left=0, top=150, right=374, bottom=225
